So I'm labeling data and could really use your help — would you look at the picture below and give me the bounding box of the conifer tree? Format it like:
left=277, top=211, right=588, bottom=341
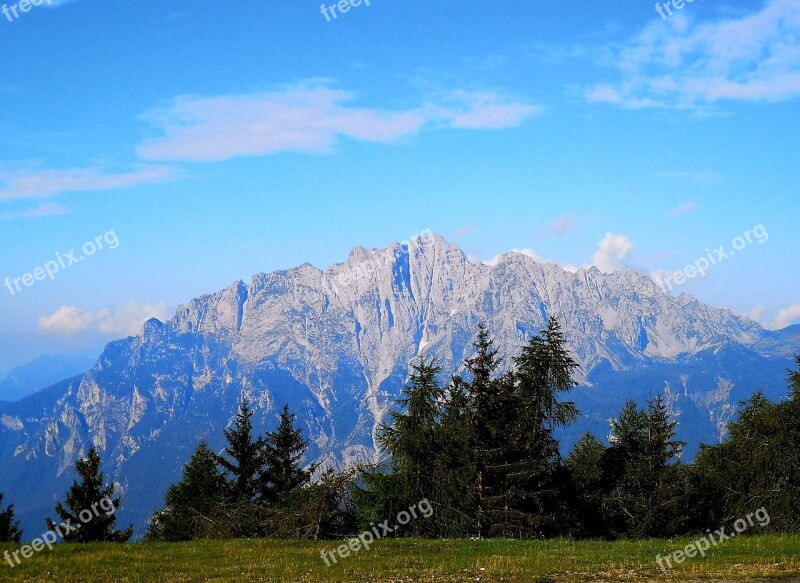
left=463, top=323, right=506, bottom=537
left=490, top=317, right=580, bottom=537
left=0, top=492, right=22, bottom=543
left=260, top=404, right=314, bottom=506
left=436, top=375, right=477, bottom=536
left=694, top=368, right=800, bottom=533
left=216, top=400, right=263, bottom=501
left=48, top=448, right=132, bottom=543
left=601, top=397, right=684, bottom=538
left=379, top=357, right=445, bottom=534
left=566, top=434, right=606, bottom=537
left=147, top=442, right=227, bottom=541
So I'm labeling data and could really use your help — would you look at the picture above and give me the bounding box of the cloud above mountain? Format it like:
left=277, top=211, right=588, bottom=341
left=591, top=233, right=635, bottom=273
left=587, top=0, right=800, bottom=110
left=38, top=301, right=170, bottom=337
left=138, top=84, right=542, bottom=162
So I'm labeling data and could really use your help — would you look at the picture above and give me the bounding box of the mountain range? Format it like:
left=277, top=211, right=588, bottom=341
left=1, top=235, right=796, bottom=537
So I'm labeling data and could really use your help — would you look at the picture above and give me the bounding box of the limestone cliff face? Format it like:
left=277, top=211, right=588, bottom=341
left=0, top=235, right=792, bottom=536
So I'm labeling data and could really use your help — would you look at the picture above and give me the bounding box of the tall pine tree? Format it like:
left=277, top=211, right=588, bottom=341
left=490, top=317, right=580, bottom=537
left=48, top=448, right=133, bottom=543
left=147, top=442, right=227, bottom=541
left=378, top=357, right=444, bottom=535
left=601, top=396, right=685, bottom=538
left=216, top=400, right=263, bottom=501
left=463, top=323, right=508, bottom=537
left=260, top=404, right=314, bottom=506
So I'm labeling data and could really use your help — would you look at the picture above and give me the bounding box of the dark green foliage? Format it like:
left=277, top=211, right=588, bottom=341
left=360, top=318, right=581, bottom=539
left=216, top=400, right=263, bottom=501
left=0, top=492, right=22, bottom=543
left=600, top=396, right=686, bottom=538
left=693, top=362, right=800, bottom=533
left=490, top=317, right=580, bottom=538
left=566, top=433, right=606, bottom=537
left=146, top=442, right=227, bottom=541
left=148, top=332, right=800, bottom=543
left=48, top=448, right=133, bottom=543
left=435, top=375, right=478, bottom=536
left=360, top=357, right=448, bottom=537
left=150, top=400, right=355, bottom=541
left=260, top=405, right=315, bottom=506
left=464, top=324, right=508, bottom=537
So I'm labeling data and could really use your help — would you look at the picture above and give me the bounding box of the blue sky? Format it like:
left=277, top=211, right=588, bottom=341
left=1, top=0, right=798, bottom=373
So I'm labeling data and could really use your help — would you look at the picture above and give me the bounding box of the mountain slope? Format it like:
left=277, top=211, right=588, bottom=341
left=0, top=235, right=795, bottom=537
left=0, top=354, right=95, bottom=402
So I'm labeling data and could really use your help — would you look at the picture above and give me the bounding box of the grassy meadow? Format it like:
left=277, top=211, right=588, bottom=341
left=2, top=535, right=800, bottom=582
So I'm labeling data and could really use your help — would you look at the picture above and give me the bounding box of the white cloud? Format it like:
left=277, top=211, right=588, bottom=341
left=591, top=233, right=635, bottom=273
left=38, top=301, right=170, bottom=337
left=671, top=201, right=698, bottom=217
left=0, top=166, right=175, bottom=202
left=444, top=90, right=543, bottom=129
left=138, top=84, right=542, bottom=162
left=770, top=303, right=800, bottom=329
left=0, top=203, right=67, bottom=220
left=586, top=0, right=800, bottom=109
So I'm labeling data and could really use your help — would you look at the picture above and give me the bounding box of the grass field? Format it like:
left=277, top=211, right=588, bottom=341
left=2, top=535, right=800, bottom=582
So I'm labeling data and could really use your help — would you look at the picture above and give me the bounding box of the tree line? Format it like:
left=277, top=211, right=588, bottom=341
left=2, top=317, right=799, bottom=543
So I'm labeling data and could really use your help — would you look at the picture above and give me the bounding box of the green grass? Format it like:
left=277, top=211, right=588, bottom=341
left=2, top=535, right=799, bottom=582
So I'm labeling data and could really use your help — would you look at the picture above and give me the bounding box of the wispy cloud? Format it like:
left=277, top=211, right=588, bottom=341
left=547, top=212, right=582, bottom=236
left=0, top=203, right=67, bottom=220
left=38, top=301, right=170, bottom=337
left=138, top=84, right=542, bottom=162
left=0, top=166, right=176, bottom=202
left=586, top=0, right=800, bottom=110
left=452, top=224, right=476, bottom=239
left=671, top=201, right=698, bottom=217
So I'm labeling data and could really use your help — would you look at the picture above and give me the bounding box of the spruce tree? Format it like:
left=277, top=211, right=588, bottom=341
left=436, top=375, right=477, bottom=536
left=498, top=317, right=580, bottom=537
left=601, top=400, right=648, bottom=537
left=147, top=442, right=227, bottom=541
left=566, top=434, right=606, bottom=537
left=694, top=369, right=800, bottom=533
left=601, top=397, right=685, bottom=538
left=0, top=492, right=22, bottom=543
left=463, top=323, right=506, bottom=537
left=48, top=448, right=133, bottom=543
left=260, top=404, right=314, bottom=506
left=377, top=357, right=445, bottom=535
left=216, top=400, right=263, bottom=501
